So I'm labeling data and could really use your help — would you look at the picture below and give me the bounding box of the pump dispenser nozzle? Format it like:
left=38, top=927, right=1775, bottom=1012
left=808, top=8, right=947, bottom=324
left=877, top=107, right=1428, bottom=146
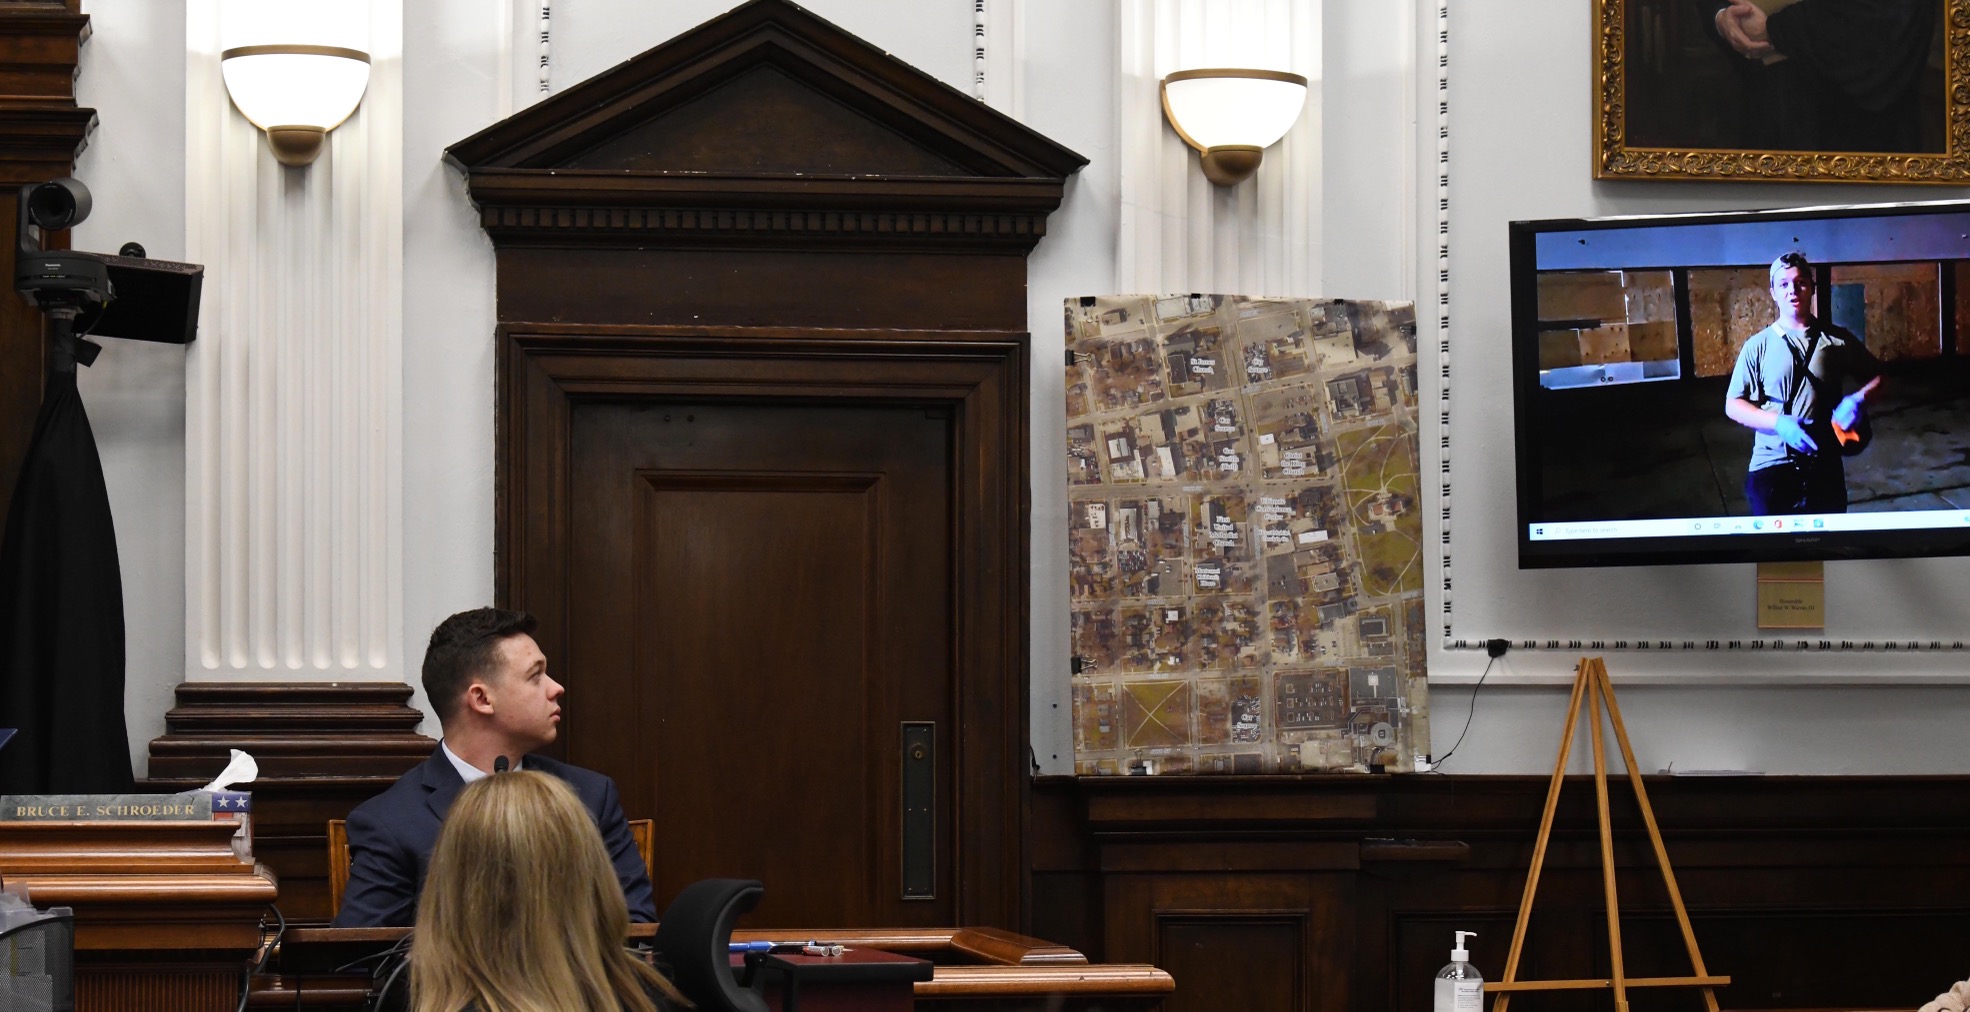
left=1435, top=929, right=1484, bottom=1011
left=1435, top=929, right=1483, bottom=1011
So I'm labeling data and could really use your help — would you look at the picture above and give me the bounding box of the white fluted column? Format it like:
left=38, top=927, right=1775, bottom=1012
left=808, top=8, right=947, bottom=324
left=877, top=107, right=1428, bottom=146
left=183, top=0, right=403, bottom=681
left=1116, top=0, right=1321, bottom=298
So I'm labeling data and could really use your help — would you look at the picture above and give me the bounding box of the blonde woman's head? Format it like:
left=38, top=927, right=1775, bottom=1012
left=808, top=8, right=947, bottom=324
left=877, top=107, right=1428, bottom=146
left=410, top=770, right=684, bottom=1012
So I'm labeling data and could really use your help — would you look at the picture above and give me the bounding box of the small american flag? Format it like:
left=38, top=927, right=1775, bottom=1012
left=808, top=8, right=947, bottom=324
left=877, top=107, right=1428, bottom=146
left=209, top=790, right=251, bottom=819
left=209, top=790, right=253, bottom=860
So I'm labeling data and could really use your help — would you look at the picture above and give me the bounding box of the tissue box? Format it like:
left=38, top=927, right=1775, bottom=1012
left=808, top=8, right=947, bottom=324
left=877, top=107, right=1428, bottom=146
left=206, top=791, right=252, bottom=862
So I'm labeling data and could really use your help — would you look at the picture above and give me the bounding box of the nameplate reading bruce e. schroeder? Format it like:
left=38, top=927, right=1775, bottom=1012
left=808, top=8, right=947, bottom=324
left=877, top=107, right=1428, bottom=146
left=0, top=792, right=213, bottom=821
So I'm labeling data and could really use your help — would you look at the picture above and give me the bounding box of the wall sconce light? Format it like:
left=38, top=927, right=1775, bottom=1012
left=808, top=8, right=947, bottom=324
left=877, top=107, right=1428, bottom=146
left=221, top=43, right=370, bottom=166
left=1160, top=68, right=1309, bottom=186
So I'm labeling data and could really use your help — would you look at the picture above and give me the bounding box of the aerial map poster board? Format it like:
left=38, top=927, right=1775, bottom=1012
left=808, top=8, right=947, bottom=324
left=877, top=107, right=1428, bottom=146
left=1065, top=294, right=1429, bottom=774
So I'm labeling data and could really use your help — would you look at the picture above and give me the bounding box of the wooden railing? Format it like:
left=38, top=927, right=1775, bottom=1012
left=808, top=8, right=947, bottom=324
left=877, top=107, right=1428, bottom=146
left=249, top=924, right=1173, bottom=1010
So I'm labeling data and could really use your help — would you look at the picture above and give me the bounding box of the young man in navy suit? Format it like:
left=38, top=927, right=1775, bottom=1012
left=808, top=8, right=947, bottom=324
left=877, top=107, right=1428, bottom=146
left=332, top=607, right=657, bottom=927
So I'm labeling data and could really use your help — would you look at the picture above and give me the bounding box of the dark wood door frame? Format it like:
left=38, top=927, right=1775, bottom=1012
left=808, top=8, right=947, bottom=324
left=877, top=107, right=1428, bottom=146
left=498, top=322, right=1030, bottom=928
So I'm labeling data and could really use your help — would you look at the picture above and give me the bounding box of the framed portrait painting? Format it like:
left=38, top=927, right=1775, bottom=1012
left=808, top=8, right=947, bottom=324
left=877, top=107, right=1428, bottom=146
left=1597, top=0, right=1969, bottom=183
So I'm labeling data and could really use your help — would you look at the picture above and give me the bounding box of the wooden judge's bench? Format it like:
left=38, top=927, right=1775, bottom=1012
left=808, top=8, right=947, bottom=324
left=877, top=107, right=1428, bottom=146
left=0, top=820, right=278, bottom=1008
left=0, top=819, right=1172, bottom=1012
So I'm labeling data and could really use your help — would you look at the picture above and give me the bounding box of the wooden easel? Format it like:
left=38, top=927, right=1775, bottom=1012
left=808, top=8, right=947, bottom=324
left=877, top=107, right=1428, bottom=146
left=1488, top=657, right=1730, bottom=1012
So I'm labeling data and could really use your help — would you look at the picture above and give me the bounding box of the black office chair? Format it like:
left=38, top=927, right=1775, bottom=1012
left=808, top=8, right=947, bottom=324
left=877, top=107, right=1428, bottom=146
left=651, top=878, right=769, bottom=1012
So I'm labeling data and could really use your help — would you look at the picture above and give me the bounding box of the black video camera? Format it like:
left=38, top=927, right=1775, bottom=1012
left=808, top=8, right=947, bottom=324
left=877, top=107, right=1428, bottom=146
left=13, top=177, right=202, bottom=347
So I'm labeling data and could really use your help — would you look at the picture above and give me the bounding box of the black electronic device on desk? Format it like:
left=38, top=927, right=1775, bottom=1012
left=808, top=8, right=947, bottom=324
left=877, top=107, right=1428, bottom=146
left=0, top=905, right=72, bottom=1012
left=744, top=944, right=932, bottom=1012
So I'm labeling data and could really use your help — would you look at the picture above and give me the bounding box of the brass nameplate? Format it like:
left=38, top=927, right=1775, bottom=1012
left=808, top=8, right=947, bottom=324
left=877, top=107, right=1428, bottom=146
left=0, top=792, right=212, bottom=821
left=1756, top=560, right=1825, bottom=629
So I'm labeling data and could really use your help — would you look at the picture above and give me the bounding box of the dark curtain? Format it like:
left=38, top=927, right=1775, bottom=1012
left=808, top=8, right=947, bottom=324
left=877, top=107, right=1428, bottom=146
left=0, top=346, right=132, bottom=793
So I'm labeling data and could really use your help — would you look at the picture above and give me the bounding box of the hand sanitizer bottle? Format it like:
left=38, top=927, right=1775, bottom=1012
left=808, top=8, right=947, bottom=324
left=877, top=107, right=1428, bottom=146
left=1434, top=930, right=1483, bottom=1012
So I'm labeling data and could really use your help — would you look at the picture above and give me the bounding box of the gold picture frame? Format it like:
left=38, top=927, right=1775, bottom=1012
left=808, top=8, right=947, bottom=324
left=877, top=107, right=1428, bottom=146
left=1596, top=0, right=1969, bottom=183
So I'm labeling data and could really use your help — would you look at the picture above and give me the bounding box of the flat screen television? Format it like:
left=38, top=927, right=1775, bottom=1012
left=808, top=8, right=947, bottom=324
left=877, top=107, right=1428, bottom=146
left=1510, top=199, right=1970, bottom=568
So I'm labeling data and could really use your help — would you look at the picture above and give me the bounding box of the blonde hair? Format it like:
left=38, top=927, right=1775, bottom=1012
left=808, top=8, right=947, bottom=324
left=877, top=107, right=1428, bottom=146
left=409, top=771, right=687, bottom=1012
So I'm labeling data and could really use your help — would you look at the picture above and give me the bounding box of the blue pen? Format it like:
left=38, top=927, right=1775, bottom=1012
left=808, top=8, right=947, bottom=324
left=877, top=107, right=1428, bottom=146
left=729, top=941, right=774, bottom=954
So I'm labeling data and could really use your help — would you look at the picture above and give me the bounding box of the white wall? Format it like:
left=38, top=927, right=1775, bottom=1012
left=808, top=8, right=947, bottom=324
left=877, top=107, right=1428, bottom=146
left=71, top=0, right=1970, bottom=780
left=73, top=0, right=189, bottom=777
left=399, top=0, right=507, bottom=733
left=1432, top=0, right=1970, bottom=774
left=1022, top=1, right=1121, bottom=773
left=1324, top=0, right=1416, bottom=303
left=1028, top=0, right=1421, bottom=771
left=550, top=0, right=974, bottom=95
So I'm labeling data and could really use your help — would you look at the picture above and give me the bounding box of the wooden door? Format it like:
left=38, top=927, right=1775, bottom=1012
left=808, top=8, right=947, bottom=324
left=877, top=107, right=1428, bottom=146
left=458, top=0, right=1080, bottom=935
left=565, top=399, right=955, bottom=927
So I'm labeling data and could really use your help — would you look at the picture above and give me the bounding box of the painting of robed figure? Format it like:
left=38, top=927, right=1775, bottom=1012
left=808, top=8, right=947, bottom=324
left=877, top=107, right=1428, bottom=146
left=1599, top=0, right=1965, bottom=183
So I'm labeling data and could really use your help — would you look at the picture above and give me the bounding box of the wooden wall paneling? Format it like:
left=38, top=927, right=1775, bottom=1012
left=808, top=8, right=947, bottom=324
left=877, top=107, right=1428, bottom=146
left=1038, top=774, right=1970, bottom=1012
left=1103, top=873, right=1350, bottom=1012
left=1617, top=907, right=1970, bottom=1011
left=1083, top=778, right=1369, bottom=1012
left=0, top=1, right=94, bottom=532
left=1027, top=777, right=1103, bottom=962
left=75, top=960, right=239, bottom=1012
left=493, top=248, right=1031, bottom=330
left=1158, top=908, right=1310, bottom=1012
left=1374, top=788, right=1610, bottom=1011
left=212, top=779, right=420, bottom=923
left=143, top=681, right=437, bottom=922
left=1389, top=907, right=1540, bottom=1011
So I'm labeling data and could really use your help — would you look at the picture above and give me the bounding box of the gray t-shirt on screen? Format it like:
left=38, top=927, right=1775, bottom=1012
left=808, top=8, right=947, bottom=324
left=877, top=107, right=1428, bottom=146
left=1726, top=320, right=1880, bottom=474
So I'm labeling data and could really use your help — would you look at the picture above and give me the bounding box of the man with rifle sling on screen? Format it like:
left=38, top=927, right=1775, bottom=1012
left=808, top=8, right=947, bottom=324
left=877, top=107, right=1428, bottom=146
left=1725, top=250, right=1884, bottom=516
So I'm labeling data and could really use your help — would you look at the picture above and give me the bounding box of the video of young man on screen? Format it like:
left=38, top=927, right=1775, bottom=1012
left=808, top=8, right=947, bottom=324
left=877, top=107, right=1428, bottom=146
left=1523, top=209, right=1970, bottom=543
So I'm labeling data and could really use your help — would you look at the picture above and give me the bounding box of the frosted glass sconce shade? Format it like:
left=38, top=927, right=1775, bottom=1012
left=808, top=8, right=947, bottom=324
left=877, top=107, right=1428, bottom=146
left=221, top=44, right=370, bottom=166
left=1160, top=68, right=1308, bottom=186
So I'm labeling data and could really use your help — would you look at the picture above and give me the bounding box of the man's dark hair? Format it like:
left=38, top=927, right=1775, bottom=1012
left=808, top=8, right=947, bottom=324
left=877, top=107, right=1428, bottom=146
left=422, top=607, right=538, bottom=724
left=1770, top=250, right=1812, bottom=285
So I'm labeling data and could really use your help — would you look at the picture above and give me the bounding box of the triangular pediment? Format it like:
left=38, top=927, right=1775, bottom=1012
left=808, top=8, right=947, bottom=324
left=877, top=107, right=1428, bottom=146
left=446, top=0, right=1084, bottom=180
left=569, top=63, right=968, bottom=176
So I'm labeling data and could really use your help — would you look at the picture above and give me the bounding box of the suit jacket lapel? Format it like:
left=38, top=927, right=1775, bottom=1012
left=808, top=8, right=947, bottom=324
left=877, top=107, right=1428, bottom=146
left=417, top=748, right=467, bottom=823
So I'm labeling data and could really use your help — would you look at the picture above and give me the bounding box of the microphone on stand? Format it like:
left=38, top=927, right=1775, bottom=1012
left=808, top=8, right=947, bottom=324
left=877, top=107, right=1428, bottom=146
left=493, top=755, right=509, bottom=774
